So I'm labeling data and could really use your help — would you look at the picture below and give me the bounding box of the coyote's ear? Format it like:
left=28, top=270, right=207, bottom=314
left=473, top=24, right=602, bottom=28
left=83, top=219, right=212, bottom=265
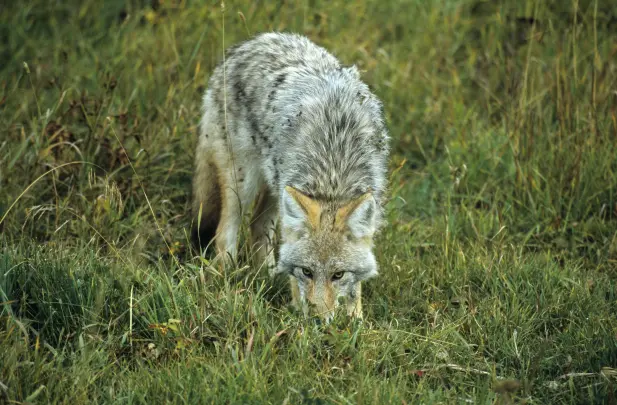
left=346, top=64, right=361, bottom=79
left=281, top=186, right=322, bottom=235
left=335, top=192, right=377, bottom=239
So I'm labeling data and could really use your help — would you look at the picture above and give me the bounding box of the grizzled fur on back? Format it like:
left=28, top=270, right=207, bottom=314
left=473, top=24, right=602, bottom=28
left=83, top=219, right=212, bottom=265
left=205, top=32, right=388, bottom=216
left=193, top=32, right=390, bottom=320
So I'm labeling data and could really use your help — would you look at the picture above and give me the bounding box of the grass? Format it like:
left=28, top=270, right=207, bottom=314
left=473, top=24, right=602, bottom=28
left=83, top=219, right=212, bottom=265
left=1, top=0, right=617, bottom=403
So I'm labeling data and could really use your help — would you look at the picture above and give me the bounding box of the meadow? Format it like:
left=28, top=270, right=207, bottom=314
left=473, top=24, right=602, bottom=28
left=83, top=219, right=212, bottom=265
left=1, top=0, right=617, bottom=403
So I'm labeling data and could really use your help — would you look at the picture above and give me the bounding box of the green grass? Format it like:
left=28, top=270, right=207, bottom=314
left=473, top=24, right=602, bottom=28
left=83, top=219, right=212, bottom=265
left=1, top=0, right=617, bottom=403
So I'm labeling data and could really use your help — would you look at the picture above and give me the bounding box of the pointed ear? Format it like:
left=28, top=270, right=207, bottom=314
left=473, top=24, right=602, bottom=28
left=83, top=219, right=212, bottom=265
left=345, top=64, right=361, bottom=79
left=335, top=192, right=377, bottom=239
left=281, top=186, right=322, bottom=234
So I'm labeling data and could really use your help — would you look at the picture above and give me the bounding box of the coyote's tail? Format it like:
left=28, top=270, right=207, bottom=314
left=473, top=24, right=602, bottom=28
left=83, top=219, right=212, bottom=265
left=191, top=147, right=221, bottom=253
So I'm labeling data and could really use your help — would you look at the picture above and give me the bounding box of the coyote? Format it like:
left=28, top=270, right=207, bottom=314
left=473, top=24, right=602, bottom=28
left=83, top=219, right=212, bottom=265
left=192, top=33, right=389, bottom=320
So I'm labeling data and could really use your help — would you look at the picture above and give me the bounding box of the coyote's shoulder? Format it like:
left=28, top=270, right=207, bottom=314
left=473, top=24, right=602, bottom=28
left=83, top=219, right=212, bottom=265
left=205, top=32, right=389, bottom=202
left=193, top=32, right=390, bottom=320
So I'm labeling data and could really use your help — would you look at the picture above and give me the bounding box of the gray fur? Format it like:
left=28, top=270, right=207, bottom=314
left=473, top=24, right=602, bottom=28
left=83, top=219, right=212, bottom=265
left=193, top=32, right=390, bottom=319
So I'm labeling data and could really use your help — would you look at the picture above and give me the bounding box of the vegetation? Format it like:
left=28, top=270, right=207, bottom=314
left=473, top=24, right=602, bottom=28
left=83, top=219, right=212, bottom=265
left=1, top=0, right=616, bottom=403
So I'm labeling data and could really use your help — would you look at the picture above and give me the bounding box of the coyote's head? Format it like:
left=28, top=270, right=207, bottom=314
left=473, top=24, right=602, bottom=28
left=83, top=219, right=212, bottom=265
left=276, top=186, right=379, bottom=321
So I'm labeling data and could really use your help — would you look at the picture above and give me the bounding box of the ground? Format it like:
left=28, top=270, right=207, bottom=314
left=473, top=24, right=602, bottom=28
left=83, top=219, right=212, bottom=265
left=1, top=0, right=617, bottom=404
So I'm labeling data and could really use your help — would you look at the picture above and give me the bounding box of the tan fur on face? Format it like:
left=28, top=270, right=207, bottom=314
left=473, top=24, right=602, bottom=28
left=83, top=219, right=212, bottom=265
left=322, top=281, right=335, bottom=313
left=346, top=283, right=362, bottom=318
left=290, top=275, right=301, bottom=307
left=305, top=279, right=315, bottom=307
left=304, top=279, right=336, bottom=316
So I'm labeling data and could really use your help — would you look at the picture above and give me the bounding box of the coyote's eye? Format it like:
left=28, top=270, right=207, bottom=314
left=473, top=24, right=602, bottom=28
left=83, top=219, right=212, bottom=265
left=299, top=267, right=313, bottom=279
left=331, top=271, right=345, bottom=281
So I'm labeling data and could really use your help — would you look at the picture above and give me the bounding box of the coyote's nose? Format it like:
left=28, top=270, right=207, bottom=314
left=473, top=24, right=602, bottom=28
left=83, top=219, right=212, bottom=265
left=309, top=302, right=335, bottom=324
left=311, top=313, right=333, bottom=325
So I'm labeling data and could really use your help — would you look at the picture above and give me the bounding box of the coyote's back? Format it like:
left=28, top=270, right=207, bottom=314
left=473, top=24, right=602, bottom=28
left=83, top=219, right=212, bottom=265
left=193, top=32, right=389, bottom=320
